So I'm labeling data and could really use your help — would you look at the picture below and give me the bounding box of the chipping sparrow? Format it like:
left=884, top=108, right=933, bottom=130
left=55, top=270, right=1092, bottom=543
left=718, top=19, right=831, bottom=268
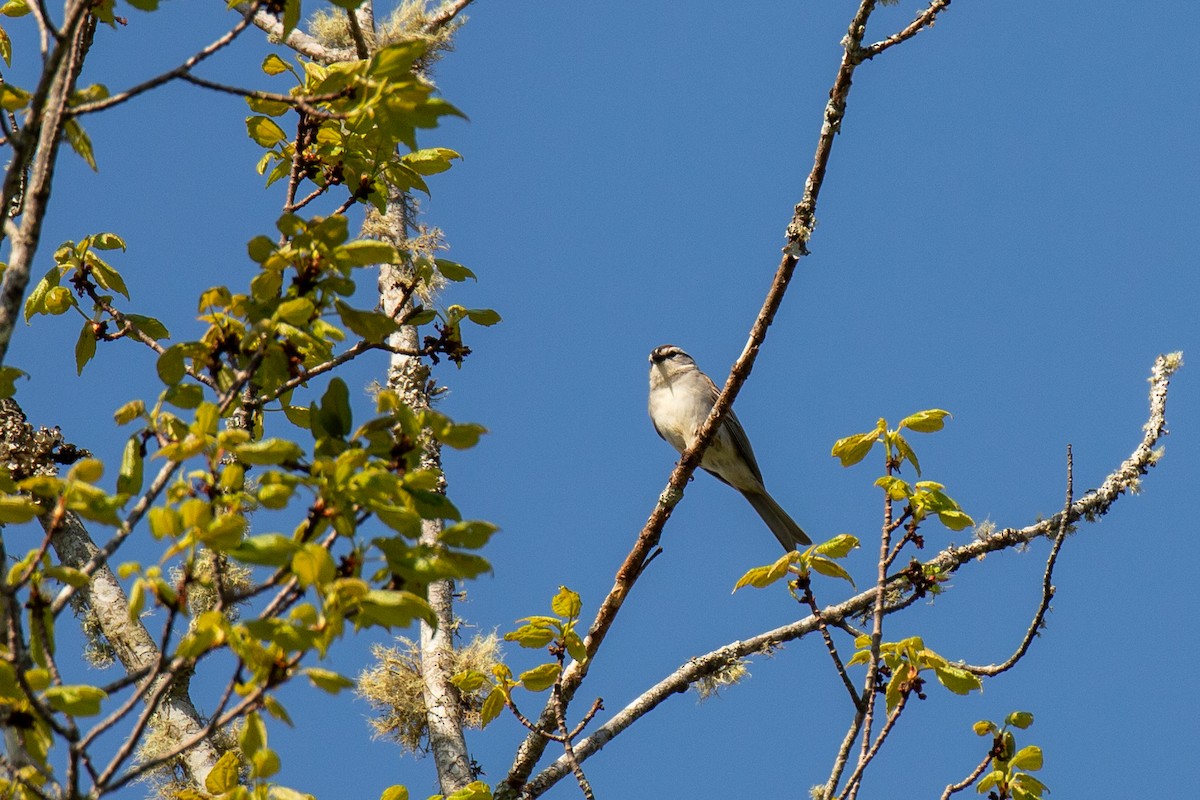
left=647, top=344, right=810, bottom=551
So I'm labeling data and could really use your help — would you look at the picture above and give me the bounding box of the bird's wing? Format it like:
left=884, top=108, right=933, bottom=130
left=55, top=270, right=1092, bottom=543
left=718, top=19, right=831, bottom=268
left=703, top=373, right=766, bottom=485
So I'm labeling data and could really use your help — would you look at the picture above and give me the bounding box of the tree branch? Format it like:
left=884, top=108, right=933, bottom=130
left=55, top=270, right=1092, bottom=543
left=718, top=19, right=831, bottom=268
left=69, top=5, right=257, bottom=116
left=237, top=3, right=358, bottom=64
left=501, top=1, right=889, bottom=794
left=959, top=446, right=1074, bottom=677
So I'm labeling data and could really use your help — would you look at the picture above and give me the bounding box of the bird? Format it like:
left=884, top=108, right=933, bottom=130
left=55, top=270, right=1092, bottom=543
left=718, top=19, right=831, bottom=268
left=647, top=344, right=810, bottom=552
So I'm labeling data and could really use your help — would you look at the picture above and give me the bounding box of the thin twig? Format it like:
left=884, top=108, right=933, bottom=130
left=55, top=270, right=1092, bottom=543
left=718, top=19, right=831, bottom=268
left=860, top=0, right=954, bottom=60
left=839, top=691, right=910, bottom=800
left=959, top=445, right=1074, bottom=677
left=424, top=0, right=476, bottom=34
left=70, top=5, right=259, bottom=116
left=941, top=752, right=993, bottom=800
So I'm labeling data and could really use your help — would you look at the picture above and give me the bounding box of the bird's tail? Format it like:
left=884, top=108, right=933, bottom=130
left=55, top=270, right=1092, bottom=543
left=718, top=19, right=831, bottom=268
left=742, top=489, right=811, bottom=551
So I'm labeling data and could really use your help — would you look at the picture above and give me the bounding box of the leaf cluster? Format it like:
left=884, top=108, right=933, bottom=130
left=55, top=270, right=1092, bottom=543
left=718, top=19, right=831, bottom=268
left=972, top=712, right=1047, bottom=800
left=848, top=635, right=983, bottom=712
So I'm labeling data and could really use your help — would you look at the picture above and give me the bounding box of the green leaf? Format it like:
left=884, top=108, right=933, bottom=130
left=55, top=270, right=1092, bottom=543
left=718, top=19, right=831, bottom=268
left=813, top=533, right=859, bottom=559
left=973, top=719, right=998, bottom=736
left=304, top=667, right=355, bottom=694
left=205, top=751, right=241, bottom=794
left=550, top=586, right=581, bottom=619
left=357, top=589, right=435, bottom=629
left=0, top=495, right=41, bottom=523
left=480, top=688, right=505, bottom=727
left=445, top=781, right=493, bottom=800
left=874, top=475, right=911, bottom=500
left=86, top=254, right=129, bottom=298
left=74, top=323, right=97, bottom=375
left=518, top=663, right=561, bottom=692
left=402, top=147, right=461, bottom=176
left=439, top=520, right=500, bottom=549
left=892, top=432, right=921, bottom=476
left=63, top=119, right=97, bottom=170
left=809, top=556, right=855, bottom=586
left=23, top=265, right=60, bottom=321
left=116, top=436, right=144, bottom=496
left=262, top=53, right=292, bottom=76
left=42, top=685, right=106, bottom=716
left=1009, top=745, right=1043, bottom=772
left=1011, top=773, right=1048, bottom=796
left=564, top=629, right=587, bottom=663
left=934, top=664, right=983, bottom=695
left=0, top=26, right=11, bottom=67
left=0, top=365, right=27, bottom=398
left=45, top=565, right=89, bottom=587
left=246, top=115, right=288, bottom=147
left=318, top=378, right=352, bottom=438
left=435, top=259, right=476, bottom=282
left=732, top=552, right=795, bottom=591
left=1005, top=711, right=1034, bottom=729
left=240, top=710, right=267, bottom=759
left=229, top=534, right=298, bottom=567
left=275, top=297, right=314, bottom=325
left=125, top=313, right=170, bottom=340
left=90, top=232, right=126, bottom=251
left=937, top=509, right=975, bottom=531
left=233, top=438, right=303, bottom=465
left=0, top=82, right=30, bottom=111
left=156, top=345, right=186, bottom=385
left=164, top=383, right=204, bottom=410
left=899, top=408, right=952, bottom=433
left=291, top=544, right=335, bottom=588
left=336, top=240, right=399, bottom=267
left=465, top=308, right=501, bottom=326
left=450, top=670, right=487, bottom=692
left=831, top=430, right=880, bottom=468
left=380, top=786, right=410, bottom=800
left=977, top=770, right=1003, bottom=795
left=334, top=300, right=399, bottom=342
left=504, top=623, right=555, bottom=649
left=279, top=0, right=301, bottom=38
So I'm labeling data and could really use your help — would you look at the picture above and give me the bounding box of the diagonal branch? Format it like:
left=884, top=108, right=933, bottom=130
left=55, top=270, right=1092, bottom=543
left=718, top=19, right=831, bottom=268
left=501, top=2, right=889, bottom=794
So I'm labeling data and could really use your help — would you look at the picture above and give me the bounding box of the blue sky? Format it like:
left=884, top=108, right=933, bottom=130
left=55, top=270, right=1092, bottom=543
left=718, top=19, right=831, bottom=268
left=5, top=1, right=1198, bottom=798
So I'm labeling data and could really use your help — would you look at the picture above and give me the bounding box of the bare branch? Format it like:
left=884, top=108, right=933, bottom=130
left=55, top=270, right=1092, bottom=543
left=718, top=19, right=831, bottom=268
left=70, top=6, right=257, bottom=116
left=861, top=0, right=954, bottom=60
left=239, top=4, right=358, bottom=64
left=425, top=0, right=476, bottom=34
left=941, top=752, right=993, bottom=800
left=959, top=446, right=1074, bottom=677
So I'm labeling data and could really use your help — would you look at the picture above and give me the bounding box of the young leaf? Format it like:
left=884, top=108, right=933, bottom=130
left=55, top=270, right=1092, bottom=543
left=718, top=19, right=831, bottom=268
left=42, top=685, right=107, bottom=716
left=480, top=688, right=505, bottom=727
left=1009, top=745, right=1043, bottom=772
left=934, top=664, right=982, bottom=695
left=899, top=408, right=952, bottom=433
left=550, top=586, right=582, bottom=619
left=809, top=556, right=855, bottom=586
left=246, top=115, right=287, bottom=147
left=435, top=258, right=476, bottom=282
left=518, top=663, right=561, bottom=692
left=831, top=430, right=880, bottom=468
left=74, top=323, right=97, bottom=375
left=380, top=787, right=410, bottom=800
left=1006, top=711, right=1035, bottom=729
left=205, top=751, right=241, bottom=794
left=116, top=436, right=144, bottom=495
left=304, top=668, right=355, bottom=694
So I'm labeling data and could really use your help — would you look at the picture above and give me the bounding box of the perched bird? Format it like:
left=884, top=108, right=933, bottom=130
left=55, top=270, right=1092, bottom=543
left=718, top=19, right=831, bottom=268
left=647, top=344, right=810, bottom=551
